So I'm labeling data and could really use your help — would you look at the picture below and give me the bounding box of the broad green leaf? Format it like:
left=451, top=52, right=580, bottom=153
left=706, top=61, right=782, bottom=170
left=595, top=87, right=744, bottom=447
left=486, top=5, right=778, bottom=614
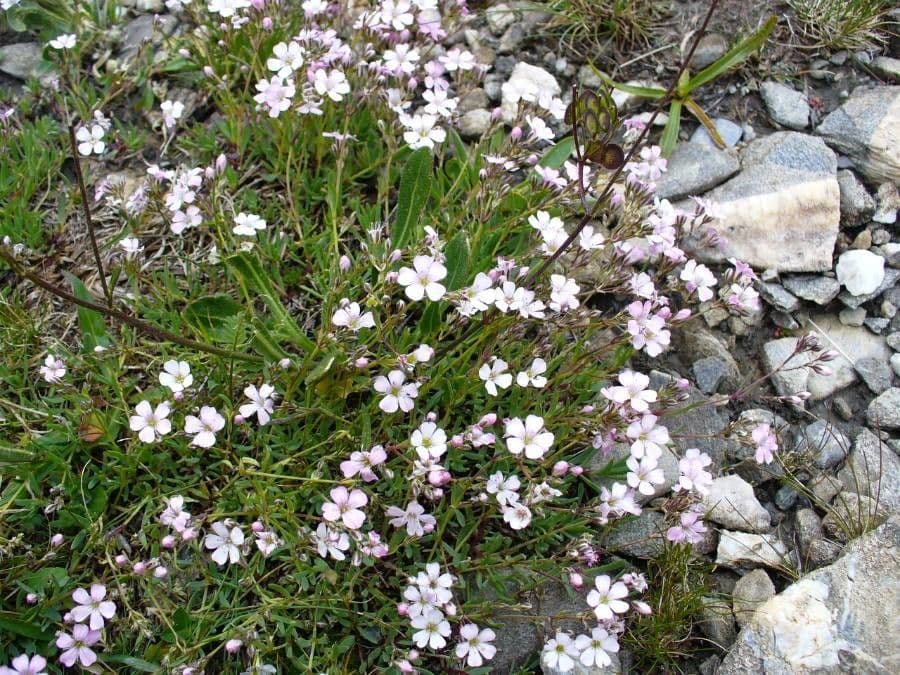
left=226, top=253, right=314, bottom=353
left=659, top=99, right=683, bottom=157
left=184, top=294, right=242, bottom=332
left=393, top=148, right=433, bottom=249
left=0, top=613, right=53, bottom=640
left=540, top=136, right=575, bottom=169
left=305, top=351, right=337, bottom=385
left=418, top=302, right=442, bottom=335
left=63, top=272, right=109, bottom=352
left=689, top=15, right=776, bottom=91
left=104, top=655, right=162, bottom=673
left=0, top=443, right=33, bottom=466
left=443, top=231, right=470, bottom=292
left=684, top=97, right=725, bottom=149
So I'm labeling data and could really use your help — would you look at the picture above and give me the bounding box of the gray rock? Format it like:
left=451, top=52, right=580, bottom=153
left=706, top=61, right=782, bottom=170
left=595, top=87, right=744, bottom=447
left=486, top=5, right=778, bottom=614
left=486, top=2, right=516, bottom=34
left=717, top=516, right=900, bottom=675
left=674, top=327, right=742, bottom=393
left=756, top=281, right=800, bottom=313
left=849, top=228, right=873, bottom=250
left=700, top=596, right=737, bottom=648
left=693, top=356, right=730, bottom=394
left=794, top=419, right=850, bottom=470
left=865, top=316, right=891, bottom=334
left=873, top=182, right=899, bottom=224
left=605, top=511, right=666, bottom=558
left=119, top=14, right=178, bottom=61
left=836, top=169, right=876, bottom=226
left=837, top=267, right=899, bottom=309
left=892, top=353, right=900, bottom=377
left=855, top=356, right=894, bottom=394
left=809, top=474, right=843, bottom=504
left=775, top=485, right=798, bottom=510
left=501, top=62, right=560, bottom=122
left=683, top=132, right=840, bottom=273
left=781, top=274, right=841, bottom=305
left=716, top=531, right=789, bottom=570
left=498, top=24, right=525, bottom=54
left=815, top=85, right=900, bottom=184
left=484, top=73, right=503, bottom=101
left=795, top=508, right=843, bottom=570
left=689, top=33, right=728, bottom=70
left=824, top=491, right=888, bottom=542
left=839, top=307, right=866, bottom=326
left=732, top=569, right=776, bottom=627
left=837, top=427, right=900, bottom=512
left=867, top=387, right=900, bottom=429
left=761, top=337, right=811, bottom=401
left=760, top=81, right=810, bottom=130
left=458, top=108, right=492, bottom=139
left=457, top=88, right=489, bottom=113
left=870, top=56, right=900, bottom=82
left=690, top=118, right=743, bottom=149
left=655, top=142, right=740, bottom=201
left=888, top=332, right=900, bottom=351
left=577, top=64, right=604, bottom=89
left=702, top=475, right=771, bottom=533
left=0, top=43, right=46, bottom=81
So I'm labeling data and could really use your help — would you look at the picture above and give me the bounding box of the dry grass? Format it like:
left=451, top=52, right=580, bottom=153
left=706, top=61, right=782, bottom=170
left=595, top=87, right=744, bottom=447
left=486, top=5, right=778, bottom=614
left=787, top=0, right=896, bottom=51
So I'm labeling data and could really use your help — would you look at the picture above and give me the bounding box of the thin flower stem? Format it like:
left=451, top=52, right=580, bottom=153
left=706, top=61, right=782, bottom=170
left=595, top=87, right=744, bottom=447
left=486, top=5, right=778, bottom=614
left=0, top=247, right=263, bottom=363
left=67, top=121, right=113, bottom=308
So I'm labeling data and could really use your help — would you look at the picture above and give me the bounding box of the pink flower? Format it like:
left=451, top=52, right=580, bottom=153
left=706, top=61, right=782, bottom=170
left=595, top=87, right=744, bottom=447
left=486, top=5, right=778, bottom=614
left=70, top=584, right=116, bottom=630
left=321, top=486, right=368, bottom=530
left=39, top=354, right=66, bottom=383
left=0, top=654, right=48, bottom=675
left=586, top=575, right=629, bottom=621
left=386, top=501, right=435, bottom=537
left=455, top=623, right=496, bottom=667
left=239, top=383, right=275, bottom=425
left=339, top=445, right=387, bottom=482
left=752, top=423, right=778, bottom=464
left=601, top=370, right=657, bottom=413
left=666, top=511, right=708, bottom=544
left=373, top=370, right=418, bottom=413
left=56, top=624, right=101, bottom=668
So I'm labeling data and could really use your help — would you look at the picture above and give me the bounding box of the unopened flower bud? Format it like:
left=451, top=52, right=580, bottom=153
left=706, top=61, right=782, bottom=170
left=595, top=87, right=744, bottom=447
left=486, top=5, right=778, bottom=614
left=569, top=572, right=583, bottom=588
left=676, top=378, right=690, bottom=390
left=450, top=434, right=464, bottom=447
left=161, top=535, right=176, bottom=549
left=173, top=391, right=184, bottom=402
left=26, top=593, right=38, bottom=604
left=63, top=612, right=73, bottom=623
left=234, top=414, right=245, bottom=425
left=225, top=638, right=243, bottom=654
left=406, top=77, right=418, bottom=90
left=133, top=561, right=148, bottom=575
left=389, top=249, right=403, bottom=263
left=354, top=357, right=370, bottom=369
left=552, top=461, right=569, bottom=477
left=491, top=107, right=503, bottom=121
left=633, top=600, right=653, bottom=615
left=115, top=554, right=128, bottom=567
left=278, top=358, right=291, bottom=369
left=526, top=153, right=539, bottom=165
left=215, top=153, right=227, bottom=173
left=407, top=650, right=419, bottom=662
left=153, top=566, right=168, bottom=578
left=510, top=126, right=522, bottom=141
left=397, top=602, right=409, bottom=617
left=203, top=66, right=215, bottom=78
left=339, top=255, right=351, bottom=272
left=423, top=521, right=436, bottom=533
left=444, top=603, right=457, bottom=616
left=50, top=533, right=64, bottom=547
left=478, top=412, right=497, bottom=427
left=673, top=308, right=692, bottom=321
left=262, top=16, right=273, bottom=29
left=178, top=48, right=190, bottom=58
left=820, top=349, right=839, bottom=362
left=580, top=405, right=595, bottom=414
left=569, top=465, right=584, bottom=476
left=251, top=520, right=264, bottom=533
left=386, top=271, right=399, bottom=283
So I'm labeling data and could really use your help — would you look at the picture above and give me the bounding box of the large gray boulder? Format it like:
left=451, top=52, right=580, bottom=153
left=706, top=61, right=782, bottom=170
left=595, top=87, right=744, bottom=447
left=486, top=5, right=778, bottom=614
left=717, top=516, right=900, bottom=675
left=815, top=85, right=900, bottom=185
left=684, top=132, right=840, bottom=272
left=655, top=142, right=740, bottom=201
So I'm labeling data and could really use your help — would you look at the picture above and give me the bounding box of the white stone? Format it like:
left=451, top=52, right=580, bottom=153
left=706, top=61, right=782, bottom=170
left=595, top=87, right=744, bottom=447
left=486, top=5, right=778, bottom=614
left=835, top=249, right=885, bottom=296
left=701, top=475, right=771, bottom=533
left=716, top=531, right=788, bottom=569
left=500, top=62, right=560, bottom=123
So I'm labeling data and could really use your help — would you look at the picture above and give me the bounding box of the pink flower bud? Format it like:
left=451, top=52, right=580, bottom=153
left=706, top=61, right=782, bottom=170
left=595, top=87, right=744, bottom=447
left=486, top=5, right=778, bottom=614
left=279, top=358, right=291, bottom=369
left=552, top=461, right=569, bottom=477
left=407, top=650, right=419, bottom=662
left=407, top=77, right=418, bottom=90
left=354, top=357, right=370, bottom=369
left=397, top=602, right=409, bottom=617
left=430, top=488, right=444, bottom=500
left=262, top=16, right=273, bottom=29
left=181, top=527, right=198, bottom=542
left=569, top=465, right=584, bottom=476
left=339, top=255, right=351, bottom=272
left=251, top=520, right=264, bottom=533
left=676, top=378, right=690, bottom=390
left=233, top=414, right=245, bottom=425
left=178, top=48, right=190, bottom=58
left=491, top=107, right=503, bottom=121
left=633, top=600, right=653, bottom=615
left=478, top=412, right=497, bottom=427
left=63, top=612, right=73, bottom=623
left=26, top=593, right=38, bottom=604
left=510, top=126, right=522, bottom=141
left=673, top=308, right=692, bottom=321
left=250, top=0, right=264, bottom=8
left=154, top=566, right=168, bottom=578
left=225, top=638, right=243, bottom=654
left=611, top=192, right=624, bottom=207
left=657, top=306, right=672, bottom=320
left=423, top=521, right=436, bottom=533
left=569, top=572, right=583, bottom=588
left=581, top=405, right=595, bottom=414
left=204, top=166, right=215, bottom=180
left=389, top=249, right=403, bottom=264
left=526, top=153, right=539, bottom=165
left=386, top=271, right=399, bottom=283
left=133, top=561, right=147, bottom=575
left=115, top=554, right=128, bottom=567
left=203, top=66, right=215, bottom=78
left=161, top=535, right=176, bottom=549
left=450, top=434, right=464, bottom=448
left=444, top=603, right=457, bottom=616
left=50, top=533, right=64, bottom=547
left=173, top=391, right=184, bottom=402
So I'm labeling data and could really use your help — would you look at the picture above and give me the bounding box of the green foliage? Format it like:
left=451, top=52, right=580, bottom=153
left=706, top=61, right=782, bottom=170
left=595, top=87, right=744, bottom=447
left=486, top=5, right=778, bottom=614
left=539, top=0, right=669, bottom=53
left=788, top=0, right=895, bottom=50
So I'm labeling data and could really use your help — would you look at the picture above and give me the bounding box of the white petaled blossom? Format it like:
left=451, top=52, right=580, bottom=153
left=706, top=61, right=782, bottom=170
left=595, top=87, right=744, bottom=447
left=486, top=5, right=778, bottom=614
left=207, top=0, right=250, bottom=18
left=397, top=255, right=447, bottom=302
left=411, top=609, right=451, bottom=650
left=76, top=124, right=106, bottom=156
left=402, top=113, right=446, bottom=151
left=411, top=421, right=447, bottom=460
left=70, top=584, right=116, bottom=630
left=504, top=415, right=554, bottom=460
left=39, top=354, right=66, bottom=383
left=159, top=360, right=193, bottom=392
left=455, top=623, right=497, bottom=667
left=575, top=627, right=619, bottom=668
left=204, top=520, right=244, bottom=565
left=486, top=472, right=520, bottom=506
left=479, top=357, right=513, bottom=396
left=239, top=384, right=276, bottom=425
left=129, top=401, right=172, bottom=443
left=119, top=236, right=143, bottom=259
left=233, top=212, right=267, bottom=236
left=314, top=68, right=350, bottom=102
left=160, top=100, right=184, bottom=129
left=542, top=632, right=579, bottom=673
left=549, top=274, right=580, bottom=312
left=267, top=40, right=305, bottom=78
left=184, top=406, right=226, bottom=448
left=502, top=501, right=532, bottom=530
left=373, top=370, right=418, bottom=413
left=331, top=300, right=375, bottom=331
left=586, top=574, right=629, bottom=621
left=253, top=75, right=296, bottom=118
left=601, top=370, right=657, bottom=413
left=385, top=500, right=435, bottom=536
left=516, top=357, right=548, bottom=388
left=49, top=34, right=77, bottom=50
left=626, top=455, right=665, bottom=496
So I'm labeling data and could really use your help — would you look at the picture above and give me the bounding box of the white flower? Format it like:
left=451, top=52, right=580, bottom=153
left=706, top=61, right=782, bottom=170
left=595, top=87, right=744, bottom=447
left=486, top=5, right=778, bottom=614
left=549, top=274, right=580, bottom=312
left=542, top=632, right=579, bottom=672
left=516, top=357, right=548, bottom=388
left=626, top=455, right=665, bottom=496
left=159, top=360, right=193, bottom=392
left=479, top=357, right=513, bottom=396
left=76, top=124, right=105, bottom=156
left=528, top=210, right=565, bottom=237
left=578, top=225, right=605, bottom=250
left=254, top=529, right=281, bottom=557
left=49, top=34, right=77, bottom=50
left=233, top=212, right=267, bottom=236
left=184, top=406, right=226, bottom=448
left=207, top=0, right=250, bottom=18
left=386, top=500, right=435, bottom=536
left=171, top=205, right=203, bottom=234
left=373, top=370, right=418, bottom=413
left=383, top=43, right=420, bottom=74
left=160, top=100, right=184, bottom=129
left=397, top=255, right=447, bottom=302
left=313, top=522, right=350, bottom=560
left=70, top=584, right=116, bottom=630
left=239, top=384, right=275, bottom=425
left=439, top=47, right=476, bottom=72
left=586, top=575, right=629, bottom=621
left=39, top=354, right=66, bottom=383
left=411, top=609, right=451, bottom=650
left=455, top=623, right=497, bottom=667
left=575, top=626, right=619, bottom=668
left=680, top=259, right=716, bottom=302
left=1, top=0, right=23, bottom=10
left=411, top=421, right=447, bottom=460
left=422, top=87, right=457, bottom=118
left=602, top=370, right=657, bottom=413
left=204, top=520, right=244, bottom=565
left=380, top=0, right=415, bottom=30
left=415, top=562, right=455, bottom=604
left=119, top=236, right=143, bottom=259
left=504, top=415, right=554, bottom=460
left=526, top=115, right=555, bottom=142
left=253, top=75, right=296, bottom=118
left=314, top=68, right=350, bottom=102
left=331, top=301, right=375, bottom=331
left=267, top=40, right=305, bottom=78
left=129, top=400, right=172, bottom=443
left=402, top=113, right=446, bottom=150
left=502, top=502, right=532, bottom=530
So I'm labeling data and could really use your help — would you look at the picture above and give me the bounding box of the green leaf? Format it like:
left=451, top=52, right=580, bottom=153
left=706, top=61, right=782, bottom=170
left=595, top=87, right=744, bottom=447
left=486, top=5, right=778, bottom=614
left=226, top=253, right=314, bottom=353
left=443, top=232, right=470, bottom=292
left=419, top=302, right=442, bottom=335
left=0, top=613, right=53, bottom=640
left=684, top=97, right=725, bottom=149
left=588, top=66, right=666, bottom=98
left=540, top=137, right=575, bottom=169
left=104, top=655, right=162, bottom=673
left=0, top=443, right=33, bottom=466
left=63, top=272, right=109, bottom=352
left=688, top=15, right=776, bottom=92
left=659, top=99, right=683, bottom=157
left=250, top=319, right=288, bottom=361
left=184, top=294, right=242, bottom=331
left=393, top=148, right=433, bottom=249
left=305, top=351, right=337, bottom=385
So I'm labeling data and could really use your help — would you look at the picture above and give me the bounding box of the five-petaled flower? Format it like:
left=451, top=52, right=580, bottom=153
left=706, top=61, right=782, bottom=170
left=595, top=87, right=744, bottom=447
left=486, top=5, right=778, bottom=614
left=373, top=370, right=418, bottom=413
left=504, top=415, right=554, bottom=460
left=239, top=384, right=275, bottom=425
left=129, top=400, right=172, bottom=443
left=0, top=653, right=48, bottom=675
left=204, top=521, right=244, bottom=565
left=56, top=624, right=101, bottom=669
left=70, top=584, right=116, bottom=630
left=184, top=406, right=226, bottom=448
left=321, top=486, right=368, bottom=530
left=455, top=623, right=496, bottom=667
left=397, top=255, right=447, bottom=302
left=586, top=574, right=629, bottom=621
left=39, top=354, right=66, bottom=383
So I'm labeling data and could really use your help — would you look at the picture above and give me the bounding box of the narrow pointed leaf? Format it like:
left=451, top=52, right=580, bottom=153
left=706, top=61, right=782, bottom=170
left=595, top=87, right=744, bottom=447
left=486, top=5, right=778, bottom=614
left=689, top=15, right=776, bottom=91
left=393, top=147, right=433, bottom=249
left=684, top=97, right=726, bottom=149
left=660, top=100, right=683, bottom=157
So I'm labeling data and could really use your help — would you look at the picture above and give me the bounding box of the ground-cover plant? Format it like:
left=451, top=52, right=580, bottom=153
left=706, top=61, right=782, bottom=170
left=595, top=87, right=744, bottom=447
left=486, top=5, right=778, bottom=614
left=787, top=0, right=895, bottom=51
left=536, top=0, right=668, bottom=54
left=1, top=1, right=783, bottom=672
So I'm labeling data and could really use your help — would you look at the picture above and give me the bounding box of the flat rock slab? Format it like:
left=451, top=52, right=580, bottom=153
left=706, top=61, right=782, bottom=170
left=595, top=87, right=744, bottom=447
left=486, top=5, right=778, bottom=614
left=0, top=42, right=47, bottom=81
left=655, top=142, right=740, bottom=201
left=683, top=132, right=839, bottom=272
left=837, top=428, right=900, bottom=513
left=816, top=85, right=900, bottom=185
left=701, top=475, right=771, bottom=533
left=716, top=516, right=900, bottom=675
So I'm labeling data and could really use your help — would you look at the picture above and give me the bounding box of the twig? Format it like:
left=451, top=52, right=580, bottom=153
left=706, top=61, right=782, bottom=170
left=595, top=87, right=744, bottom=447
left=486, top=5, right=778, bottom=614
left=526, top=0, right=722, bottom=285
left=0, top=247, right=263, bottom=363
left=67, top=122, right=113, bottom=308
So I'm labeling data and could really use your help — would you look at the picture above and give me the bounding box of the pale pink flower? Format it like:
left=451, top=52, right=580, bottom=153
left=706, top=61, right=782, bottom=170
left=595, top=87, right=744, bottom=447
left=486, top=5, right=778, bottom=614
left=666, top=511, right=708, bottom=544
left=586, top=575, right=629, bottom=621
left=184, top=406, right=225, bottom=448
left=56, top=624, right=100, bottom=668
left=129, top=400, right=172, bottom=443
left=601, top=370, right=657, bottom=413
left=752, top=423, right=778, bottom=464
left=549, top=274, right=580, bottom=312
left=340, top=445, right=387, bottom=482
left=386, top=501, right=435, bottom=537
left=253, top=76, right=295, bottom=118
left=674, top=448, right=713, bottom=495
left=70, top=584, right=116, bottom=630
left=160, top=100, right=184, bottom=129
left=232, top=212, right=267, bottom=236
left=254, top=530, right=281, bottom=557
left=502, top=502, right=532, bottom=530
left=313, top=522, right=350, bottom=560
left=373, top=370, right=418, bottom=413
left=239, top=383, right=275, bottom=425
left=204, top=521, right=244, bottom=565
left=39, top=354, right=66, bottom=383
left=680, top=259, right=716, bottom=302
left=504, top=415, right=554, bottom=460
left=0, top=654, right=48, bottom=675
left=455, top=624, right=496, bottom=667
left=321, top=486, right=368, bottom=530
